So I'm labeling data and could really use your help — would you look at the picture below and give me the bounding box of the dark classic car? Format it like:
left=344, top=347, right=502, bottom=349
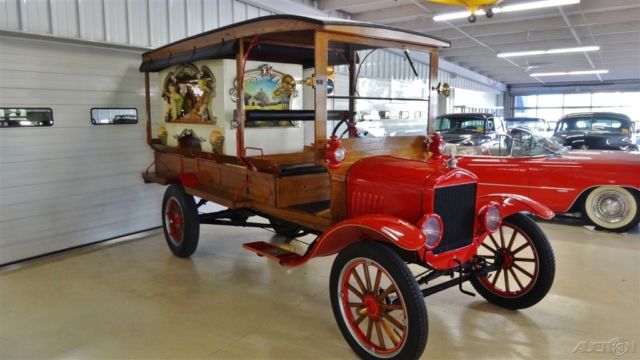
left=436, top=113, right=506, bottom=146
left=553, top=112, right=638, bottom=151
left=449, top=127, right=640, bottom=232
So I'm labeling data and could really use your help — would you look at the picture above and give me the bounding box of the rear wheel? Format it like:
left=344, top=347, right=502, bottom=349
left=162, top=183, right=199, bottom=257
left=582, top=186, right=640, bottom=233
left=470, top=213, right=555, bottom=310
left=330, top=242, right=427, bottom=360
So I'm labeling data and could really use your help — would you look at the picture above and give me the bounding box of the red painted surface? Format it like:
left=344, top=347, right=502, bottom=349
left=455, top=150, right=640, bottom=213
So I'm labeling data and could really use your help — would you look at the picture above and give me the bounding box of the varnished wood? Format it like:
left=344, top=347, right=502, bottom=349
left=236, top=39, right=245, bottom=159
left=428, top=50, right=440, bottom=135
left=314, top=31, right=329, bottom=164
left=277, top=173, right=330, bottom=208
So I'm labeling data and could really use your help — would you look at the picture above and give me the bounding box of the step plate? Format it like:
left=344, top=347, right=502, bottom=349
left=242, top=241, right=303, bottom=264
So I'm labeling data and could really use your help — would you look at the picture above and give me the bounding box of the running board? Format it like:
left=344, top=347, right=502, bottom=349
left=242, top=241, right=303, bottom=265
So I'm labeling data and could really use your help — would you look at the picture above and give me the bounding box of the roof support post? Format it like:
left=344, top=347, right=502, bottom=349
left=236, top=38, right=246, bottom=159
left=314, top=31, right=329, bottom=164
left=427, top=49, right=439, bottom=135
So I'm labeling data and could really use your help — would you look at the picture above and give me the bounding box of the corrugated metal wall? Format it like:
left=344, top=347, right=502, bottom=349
left=0, top=0, right=274, bottom=47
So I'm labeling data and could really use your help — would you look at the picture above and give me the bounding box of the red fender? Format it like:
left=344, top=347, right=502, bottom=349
left=478, top=193, right=554, bottom=220
left=283, top=215, right=425, bottom=267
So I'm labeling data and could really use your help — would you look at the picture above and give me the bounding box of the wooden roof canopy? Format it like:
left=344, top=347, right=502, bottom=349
left=139, top=15, right=450, bottom=72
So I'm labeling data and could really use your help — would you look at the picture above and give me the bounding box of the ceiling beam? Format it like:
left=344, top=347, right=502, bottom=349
left=351, top=4, right=424, bottom=24
left=317, top=0, right=389, bottom=12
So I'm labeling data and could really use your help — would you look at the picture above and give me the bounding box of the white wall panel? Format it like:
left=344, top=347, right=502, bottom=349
left=20, top=0, right=50, bottom=34
left=50, top=0, right=78, bottom=38
left=185, top=0, right=203, bottom=36
left=233, top=1, right=245, bottom=22
left=77, top=0, right=104, bottom=41
left=218, top=0, right=232, bottom=26
left=246, top=3, right=259, bottom=19
left=0, top=0, right=20, bottom=30
left=104, top=0, right=127, bottom=43
left=148, top=0, right=169, bottom=46
left=168, top=0, right=186, bottom=41
left=127, top=0, right=150, bottom=46
left=0, top=35, right=163, bottom=265
left=202, top=0, right=219, bottom=31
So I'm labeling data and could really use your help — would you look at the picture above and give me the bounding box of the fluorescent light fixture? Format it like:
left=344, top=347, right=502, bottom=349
left=498, top=46, right=600, bottom=58
left=433, top=0, right=580, bottom=22
left=530, top=69, right=609, bottom=77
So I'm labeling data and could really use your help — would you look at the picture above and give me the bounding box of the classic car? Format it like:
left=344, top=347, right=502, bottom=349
left=553, top=112, right=638, bottom=151
left=451, top=127, right=640, bottom=232
left=435, top=112, right=507, bottom=146
left=505, top=117, right=551, bottom=134
left=139, top=15, right=556, bottom=360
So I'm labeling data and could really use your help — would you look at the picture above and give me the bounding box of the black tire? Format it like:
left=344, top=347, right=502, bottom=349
left=468, top=14, right=477, bottom=23
left=330, top=242, right=428, bottom=360
left=581, top=186, right=640, bottom=233
left=162, top=183, right=199, bottom=258
left=269, top=218, right=300, bottom=238
left=470, top=213, right=555, bottom=310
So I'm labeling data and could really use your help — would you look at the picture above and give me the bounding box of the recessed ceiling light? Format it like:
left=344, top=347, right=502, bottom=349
left=433, top=0, right=580, bottom=22
left=530, top=70, right=609, bottom=77
left=498, top=46, right=600, bottom=58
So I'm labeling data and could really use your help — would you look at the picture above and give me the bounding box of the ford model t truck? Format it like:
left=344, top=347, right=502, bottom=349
left=139, top=15, right=555, bottom=360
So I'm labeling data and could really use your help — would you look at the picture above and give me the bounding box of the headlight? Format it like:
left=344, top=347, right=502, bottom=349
left=480, top=202, right=501, bottom=233
left=418, top=214, right=443, bottom=250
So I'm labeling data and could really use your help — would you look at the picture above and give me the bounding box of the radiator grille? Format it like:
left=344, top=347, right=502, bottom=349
left=432, top=183, right=477, bottom=254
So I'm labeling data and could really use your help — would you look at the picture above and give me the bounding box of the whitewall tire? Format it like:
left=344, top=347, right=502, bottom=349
left=583, top=186, right=640, bottom=233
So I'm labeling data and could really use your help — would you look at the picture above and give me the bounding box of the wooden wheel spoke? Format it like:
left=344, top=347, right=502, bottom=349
left=511, top=242, right=530, bottom=256
left=373, top=268, right=382, bottom=293
left=352, top=270, right=368, bottom=295
left=363, top=263, right=373, bottom=292
left=366, top=319, right=374, bottom=343
left=481, top=242, right=497, bottom=254
left=381, top=303, right=403, bottom=311
left=508, top=268, right=524, bottom=290
left=346, top=283, right=364, bottom=299
left=348, top=302, right=363, bottom=308
left=375, top=321, right=386, bottom=349
left=382, top=312, right=406, bottom=331
left=380, top=318, right=399, bottom=346
left=355, top=313, right=367, bottom=326
left=377, top=284, right=397, bottom=302
left=507, top=229, right=518, bottom=251
left=491, top=268, right=502, bottom=286
left=488, top=233, right=500, bottom=251
left=478, top=254, right=495, bottom=259
left=504, top=268, right=510, bottom=292
left=514, top=257, right=536, bottom=262
left=513, top=263, right=534, bottom=278
left=499, top=226, right=506, bottom=248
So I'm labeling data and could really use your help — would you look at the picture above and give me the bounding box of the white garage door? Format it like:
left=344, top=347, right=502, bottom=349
left=0, top=34, right=164, bottom=265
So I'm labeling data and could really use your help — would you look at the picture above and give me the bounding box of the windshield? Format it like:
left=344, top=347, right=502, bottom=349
left=511, top=131, right=567, bottom=157
left=435, top=116, right=487, bottom=133
left=557, top=116, right=630, bottom=134
left=506, top=119, right=546, bottom=131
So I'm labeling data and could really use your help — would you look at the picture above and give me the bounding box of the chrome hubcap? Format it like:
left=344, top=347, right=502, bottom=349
left=593, top=191, right=629, bottom=223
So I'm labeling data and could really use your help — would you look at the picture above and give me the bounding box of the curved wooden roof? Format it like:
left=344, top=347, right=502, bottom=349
left=140, top=15, right=450, bottom=72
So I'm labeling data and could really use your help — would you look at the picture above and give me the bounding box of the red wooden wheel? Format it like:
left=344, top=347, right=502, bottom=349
left=164, top=197, right=184, bottom=246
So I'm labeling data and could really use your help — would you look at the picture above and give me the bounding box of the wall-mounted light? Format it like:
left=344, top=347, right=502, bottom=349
left=530, top=69, right=609, bottom=77
left=497, top=46, right=599, bottom=58
left=433, top=0, right=580, bottom=22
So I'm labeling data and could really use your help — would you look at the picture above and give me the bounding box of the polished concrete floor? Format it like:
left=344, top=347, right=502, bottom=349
left=1, top=217, right=638, bottom=359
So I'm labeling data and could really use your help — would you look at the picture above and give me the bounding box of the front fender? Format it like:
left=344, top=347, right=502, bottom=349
left=307, top=215, right=426, bottom=259
left=478, top=193, right=554, bottom=220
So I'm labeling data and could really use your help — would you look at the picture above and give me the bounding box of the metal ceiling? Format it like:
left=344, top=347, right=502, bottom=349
left=314, top=0, right=640, bottom=86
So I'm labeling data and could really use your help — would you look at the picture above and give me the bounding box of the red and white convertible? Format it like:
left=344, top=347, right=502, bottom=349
left=449, top=128, right=640, bottom=232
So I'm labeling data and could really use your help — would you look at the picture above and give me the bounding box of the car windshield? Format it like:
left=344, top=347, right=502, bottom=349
left=511, top=131, right=568, bottom=157
left=506, top=119, right=546, bottom=131
left=435, top=116, right=487, bottom=133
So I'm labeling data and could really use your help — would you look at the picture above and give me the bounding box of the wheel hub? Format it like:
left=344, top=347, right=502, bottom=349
left=361, top=294, right=381, bottom=320
left=498, top=248, right=514, bottom=269
left=594, top=192, right=628, bottom=222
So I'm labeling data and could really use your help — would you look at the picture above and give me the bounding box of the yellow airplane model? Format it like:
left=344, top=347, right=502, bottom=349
left=429, top=0, right=504, bottom=22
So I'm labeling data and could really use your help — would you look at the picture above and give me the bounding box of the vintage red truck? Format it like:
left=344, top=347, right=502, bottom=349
left=139, top=15, right=555, bottom=359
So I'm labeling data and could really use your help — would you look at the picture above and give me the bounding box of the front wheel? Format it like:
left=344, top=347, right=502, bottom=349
left=470, top=213, right=555, bottom=310
left=162, top=183, right=200, bottom=258
left=330, top=242, right=427, bottom=360
left=582, top=186, right=640, bottom=233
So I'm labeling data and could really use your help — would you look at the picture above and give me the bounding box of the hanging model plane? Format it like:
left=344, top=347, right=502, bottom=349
left=429, top=0, right=504, bottom=22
